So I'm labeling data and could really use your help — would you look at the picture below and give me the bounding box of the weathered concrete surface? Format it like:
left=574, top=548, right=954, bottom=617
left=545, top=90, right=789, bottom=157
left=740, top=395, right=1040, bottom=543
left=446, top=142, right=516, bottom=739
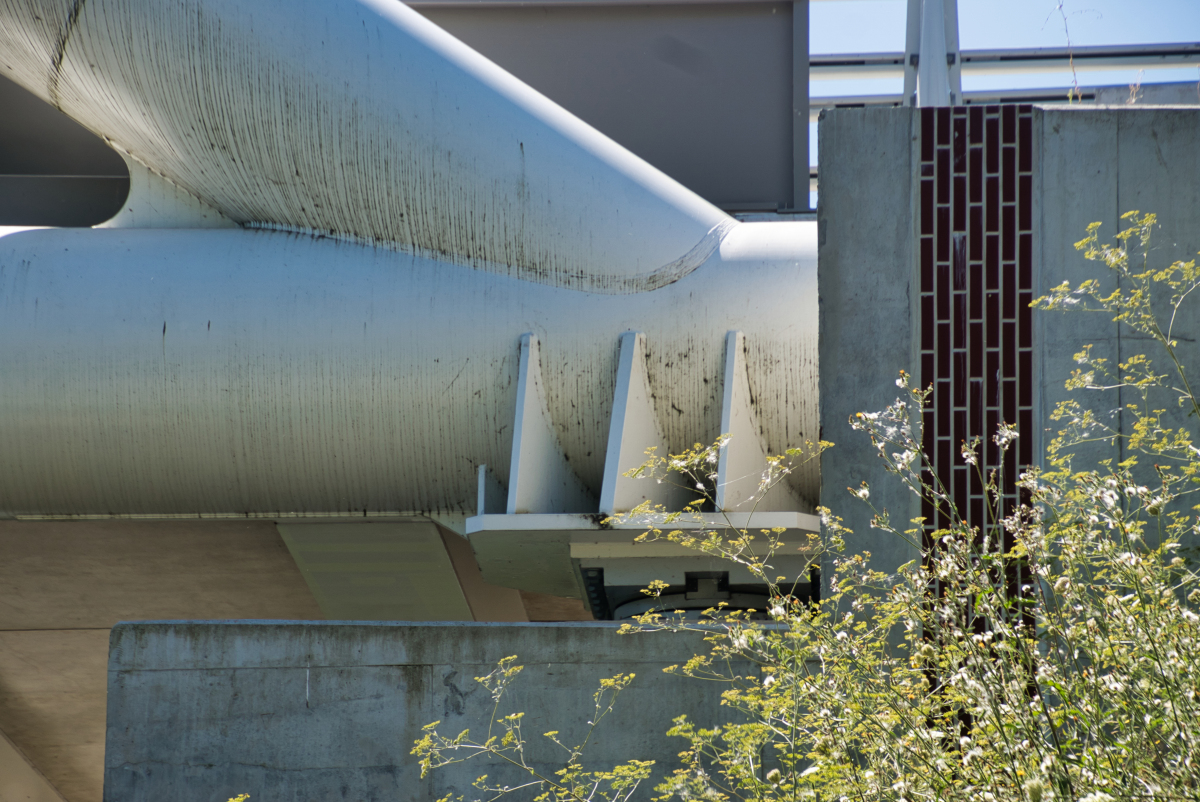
left=1093, top=83, right=1200, bottom=106
left=817, top=107, right=920, bottom=586
left=1038, top=107, right=1200, bottom=481
left=104, top=622, right=731, bottom=802
left=1036, top=108, right=1121, bottom=470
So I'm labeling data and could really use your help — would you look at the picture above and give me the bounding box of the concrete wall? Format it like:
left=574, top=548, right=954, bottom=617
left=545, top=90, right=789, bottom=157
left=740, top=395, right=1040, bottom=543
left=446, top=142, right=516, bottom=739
left=817, top=107, right=920, bottom=584
left=1038, top=107, right=1200, bottom=479
left=104, top=622, right=736, bottom=802
left=1093, top=83, right=1200, bottom=106
left=818, top=105, right=1200, bottom=581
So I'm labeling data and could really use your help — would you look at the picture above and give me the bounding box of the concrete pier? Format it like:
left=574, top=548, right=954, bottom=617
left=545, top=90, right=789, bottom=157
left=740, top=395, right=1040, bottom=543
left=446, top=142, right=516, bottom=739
left=104, top=622, right=733, bottom=802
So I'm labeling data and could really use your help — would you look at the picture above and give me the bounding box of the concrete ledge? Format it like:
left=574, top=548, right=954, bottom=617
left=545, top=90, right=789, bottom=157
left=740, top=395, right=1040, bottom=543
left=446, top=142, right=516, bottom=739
left=105, top=622, right=730, bottom=802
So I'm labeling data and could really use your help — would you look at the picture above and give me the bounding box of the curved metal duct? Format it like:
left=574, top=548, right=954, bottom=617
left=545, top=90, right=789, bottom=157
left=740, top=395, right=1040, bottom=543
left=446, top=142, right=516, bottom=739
left=0, top=0, right=818, bottom=524
left=0, top=0, right=730, bottom=292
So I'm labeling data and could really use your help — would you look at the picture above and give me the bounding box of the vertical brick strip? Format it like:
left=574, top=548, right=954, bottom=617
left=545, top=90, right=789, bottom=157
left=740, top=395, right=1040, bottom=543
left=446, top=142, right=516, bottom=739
left=918, top=105, right=1034, bottom=549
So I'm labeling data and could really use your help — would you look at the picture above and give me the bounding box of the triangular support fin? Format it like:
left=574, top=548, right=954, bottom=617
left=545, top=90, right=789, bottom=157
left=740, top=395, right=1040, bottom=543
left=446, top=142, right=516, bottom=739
left=507, top=333, right=596, bottom=514
left=716, top=330, right=803, bottom=512
left=599, top=331, right=696, bottom=515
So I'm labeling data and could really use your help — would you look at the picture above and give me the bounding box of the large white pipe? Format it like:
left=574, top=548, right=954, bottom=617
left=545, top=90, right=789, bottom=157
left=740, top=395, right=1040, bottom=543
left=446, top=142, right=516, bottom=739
left=0, top=0, right=730, bottom=292
left=0, top=0, right=819, bottom=519
left=0, top=224, right=817, bottom=517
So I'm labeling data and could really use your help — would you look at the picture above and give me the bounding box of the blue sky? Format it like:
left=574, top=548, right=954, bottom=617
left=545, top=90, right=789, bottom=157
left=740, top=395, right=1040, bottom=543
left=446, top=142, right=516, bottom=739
left=810, top=0, right=1200, bottom=95
left=813, top=0, right=1200, bottom=53
left=806, top=0, right=1200, bottom=172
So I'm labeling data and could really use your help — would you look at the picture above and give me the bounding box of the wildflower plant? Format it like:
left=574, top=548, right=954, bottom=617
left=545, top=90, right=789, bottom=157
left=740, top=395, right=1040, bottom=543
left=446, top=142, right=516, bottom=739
left=412, top=657, right=656, bottom=802
left=415, top=214, right=1200, bottom=802
left=614, top=436, right=828, bottom=579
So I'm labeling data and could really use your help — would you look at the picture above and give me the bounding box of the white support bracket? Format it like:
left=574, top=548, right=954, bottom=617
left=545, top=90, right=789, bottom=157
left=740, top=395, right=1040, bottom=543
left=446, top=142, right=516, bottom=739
left=467, top=330, right=812, bottom=607
left=477, top=464, right=506, bottom=516
left=507, top=333, right=595, bottom=515
left=466, top=511, right=820, bottom=602
left=716, top=331, right=803, bottom=512
left=599, top=331, right=696, bottom=515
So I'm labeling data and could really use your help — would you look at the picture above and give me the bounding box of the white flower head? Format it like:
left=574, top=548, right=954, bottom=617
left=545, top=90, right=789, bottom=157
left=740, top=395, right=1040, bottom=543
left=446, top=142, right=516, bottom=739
left=1079, top=794, right=1114, bottom=802
left=994, top=423, right=1019, bottom=449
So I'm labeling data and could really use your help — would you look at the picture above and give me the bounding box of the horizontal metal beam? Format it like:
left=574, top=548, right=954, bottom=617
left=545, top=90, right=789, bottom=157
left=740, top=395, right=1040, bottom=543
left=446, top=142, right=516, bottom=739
left=808, top=79, right=1200, bottom=122
left=407, top=0, right=787, bottom=6
left=810, top=89, right=1089, bottom=118
left=813, top=42, right=1200, bottom=79
left=963, top=42, right=1200, bottom=73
